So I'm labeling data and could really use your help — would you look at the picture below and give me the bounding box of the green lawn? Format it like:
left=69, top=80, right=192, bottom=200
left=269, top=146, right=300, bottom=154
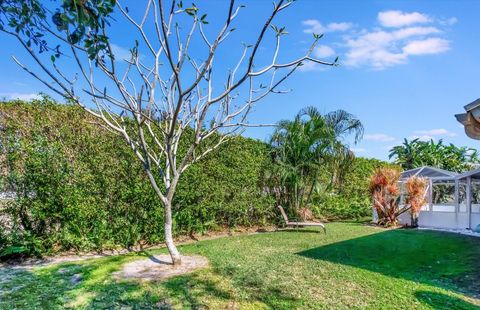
left=1, top=223, right=479, bottom=309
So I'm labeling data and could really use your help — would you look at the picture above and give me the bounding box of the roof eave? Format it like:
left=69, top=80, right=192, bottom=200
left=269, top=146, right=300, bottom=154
left=464, top=98, right=480, bottom=112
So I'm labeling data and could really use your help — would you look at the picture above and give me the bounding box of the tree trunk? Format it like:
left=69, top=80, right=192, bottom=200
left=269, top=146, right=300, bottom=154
left=411, top=212, right=419, bottom=228
left=164, top=201, right=181, bottom=266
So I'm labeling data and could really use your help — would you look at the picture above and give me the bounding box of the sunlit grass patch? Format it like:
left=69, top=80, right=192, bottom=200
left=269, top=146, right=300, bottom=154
left=1, top=223, right=479, bottom=309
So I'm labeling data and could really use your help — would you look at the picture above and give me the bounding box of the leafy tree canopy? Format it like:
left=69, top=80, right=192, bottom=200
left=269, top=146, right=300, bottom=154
left=389, top=138, right=479, bottom=172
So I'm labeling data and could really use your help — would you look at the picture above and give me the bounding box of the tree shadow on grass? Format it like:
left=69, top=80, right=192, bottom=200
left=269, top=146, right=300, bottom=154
left=161, top=274, right=234, bottom=308
left=415, top=291, right=479, bottom=310
left=90, top=264, right=299, bottom=309
left=147, top=249, right=302, bottom=309
left=0, top=255, right=146, bottom=308
left=297, top=228, right=480, bottom=300
left=1, top=251, right=301, bottom=309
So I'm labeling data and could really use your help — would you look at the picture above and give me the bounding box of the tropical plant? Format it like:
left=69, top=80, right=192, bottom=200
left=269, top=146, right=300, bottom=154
left=405, top=176, right=428, bottom=227
left=369, top=167, right=403, bottom=226
left=389, top=139, right=479, bottom=172
left=270, top=107, right=363, bottom=213
left=0, top=0, right=338, bottom=265
left=369, top=167, right=428, bottom=227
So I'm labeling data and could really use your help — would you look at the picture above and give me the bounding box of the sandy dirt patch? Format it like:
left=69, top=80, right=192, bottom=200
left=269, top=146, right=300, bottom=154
left=0, top=226, right=275, bottom=269
left=113, top=255, right=209, bottom=281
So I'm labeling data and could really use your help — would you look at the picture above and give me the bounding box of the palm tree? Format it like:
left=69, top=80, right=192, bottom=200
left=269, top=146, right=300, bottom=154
left=270, top=107, right=363, bottom=212
left=389, top=138, right=479, bottom=172
left=389, top=139, right=422, bottom=170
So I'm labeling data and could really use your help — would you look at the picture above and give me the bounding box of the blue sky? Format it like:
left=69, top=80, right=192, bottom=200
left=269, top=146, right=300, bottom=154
left=1, top=0, right=480, bottom=161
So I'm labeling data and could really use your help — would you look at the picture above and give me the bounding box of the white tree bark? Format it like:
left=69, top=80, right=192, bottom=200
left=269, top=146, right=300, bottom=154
left=163, top=200, right=181, bottom=265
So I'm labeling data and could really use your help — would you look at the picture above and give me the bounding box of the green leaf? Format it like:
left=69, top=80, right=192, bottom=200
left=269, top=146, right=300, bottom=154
left=1, top=246, right=28, bottom=257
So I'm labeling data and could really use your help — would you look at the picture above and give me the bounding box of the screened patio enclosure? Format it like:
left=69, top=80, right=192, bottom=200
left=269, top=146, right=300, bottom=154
left=385, top=166, right=480, bottom=230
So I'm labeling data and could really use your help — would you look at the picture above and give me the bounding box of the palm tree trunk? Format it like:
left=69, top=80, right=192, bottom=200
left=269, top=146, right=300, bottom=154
left=305, top=172, right=318, bottom=207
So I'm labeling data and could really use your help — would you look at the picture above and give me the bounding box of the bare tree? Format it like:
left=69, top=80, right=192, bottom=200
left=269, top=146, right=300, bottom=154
left=0, top=0, right=337, bottom=265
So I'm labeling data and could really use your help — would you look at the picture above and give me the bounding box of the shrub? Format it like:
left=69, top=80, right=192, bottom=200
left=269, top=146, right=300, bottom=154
left=0, top=98, right=386, bottom=258
left=312, top=157, right=395, bottom=220
left=369, top=167, right=403, bottom=226
left=369, top=167, right=427, bottom=227
left=0, top=98, right=273, bottom=258
left=405, top=176, right=428, bottom=227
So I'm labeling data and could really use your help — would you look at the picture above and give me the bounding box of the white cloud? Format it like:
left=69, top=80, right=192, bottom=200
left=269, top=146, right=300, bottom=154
left=413, top=129, right=456, bottom=137
left=327, top=22, right=353, bottom=32
left=409, top=135, right=433, bottom=141
left=302, top=20, right=322, bottom=33
left=378, top=10, right=431, bottom=28
left=466, top=149, right=476, bottom=156
left=302, top=19, right=353, bottom=34
left=110, top=44, right=133, bottom=62
left=298, top=61, right=328, bottom=72
left=351, top=147, right=367, bottom=153
left=344, top=26, right=449, bottom=69
left=409, top=129, right=457, bottom=141
left=0, top=93, right=41, bottom=101
left=402, top=38, right=450, bottom=55
left=384, top=144, right=399, bottom=151
left=313, top=45, right=335, bottom=58
left=393, top=26, right=440, bottom=39
left=440, top=17, right=458, bottom=26
left=303, top=11, right=455, bottom=70
left=364, top=133, right=396, bottom=142
left=344, top=30, right=407, bottom=68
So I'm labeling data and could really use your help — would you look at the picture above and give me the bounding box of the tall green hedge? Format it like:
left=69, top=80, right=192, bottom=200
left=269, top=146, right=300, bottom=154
left=312, top=157, right=397, bottom=220
left=0, top=98, right=391, bottom=258
left=0, top=98, right=273, bottom=258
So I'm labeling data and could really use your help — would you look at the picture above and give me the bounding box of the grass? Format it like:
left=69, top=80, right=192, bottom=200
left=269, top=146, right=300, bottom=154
left=1, top=223, right=479, bottom=309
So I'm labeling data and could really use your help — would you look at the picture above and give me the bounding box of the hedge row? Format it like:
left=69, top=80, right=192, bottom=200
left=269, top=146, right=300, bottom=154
left=312, top=157, right=395, bottom=220
left=0, top=98, right=389, bottom=258
left=0, top=98, right=273, bottom=257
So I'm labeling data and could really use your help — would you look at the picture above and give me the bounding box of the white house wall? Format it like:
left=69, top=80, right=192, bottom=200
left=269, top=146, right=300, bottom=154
left=417, top=211, right=470, bottom=229
left=398, top=211, right=480, bottom=230
left=472, top=213, right=480, bottom=230
left=397, top=212, right=411, bottom=225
